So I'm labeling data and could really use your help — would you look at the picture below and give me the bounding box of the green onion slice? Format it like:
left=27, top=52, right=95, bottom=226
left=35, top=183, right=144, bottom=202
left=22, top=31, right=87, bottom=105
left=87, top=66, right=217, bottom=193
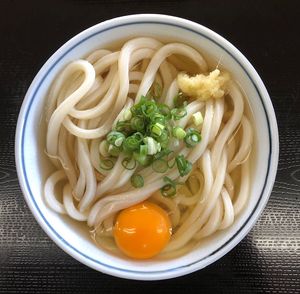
left=115, top=121, right=131, bottom=134
left=123, top=133, right=143, bottom=152
left=154, top=149, right=172, bottom=160
left=141, top=100, right=158, bottom=118
left=160, top=176, right=177, bottom=197
left=133, top=152, right=151, bottom=166
left=173, top=91, right=186, bottom=108
left=130, top=116, right=145, bottom=132
left=108, top=145, right=121, bottom=157
left=131, top=174, right=144, bottom=188
left=172, top=127, right=186, bottom=139
left=171, top=107, right=187, bottom=120
left=152, top=159, right=168, bottom=173
left=106, top=131, right=125, bottom=146
left=158, top=103, right=171, bottom=118
left=99, top=158, right=115, bottom=170
left=140, top=144, right=148, bottom=156
left=122, top=157, right=137, bottom=170
left=151, top=122, right=165, bottom=137
left=175, top=154, right=193, bottom=176
left=184, top=128, right=202, bottom=148
left=150, top=113, right=166, bottom=124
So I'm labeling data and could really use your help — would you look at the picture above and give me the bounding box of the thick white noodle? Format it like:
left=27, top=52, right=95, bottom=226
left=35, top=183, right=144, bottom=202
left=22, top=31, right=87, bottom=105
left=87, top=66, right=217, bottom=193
left=63, top=184, right=88, bottom=221
left=44, top=170, right=66, bottom=214
left=46, top=60, right=95, bottom=156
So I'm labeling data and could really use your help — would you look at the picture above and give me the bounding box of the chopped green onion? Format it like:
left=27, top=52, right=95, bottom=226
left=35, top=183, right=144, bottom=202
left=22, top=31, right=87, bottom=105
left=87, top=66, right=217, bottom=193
left=130, top=116, right=145, bottom=132
left=161, top=176, right=177, bottom=197
left=192, top=111, right=203, bottom=126
left=131, top=174, right=144, bottom=188
left=144, top=137, right=160, bottom=155
left=147, top=82, right=162, bottom=100
left=107, top=131, right=125, bottom=147
left=115, top=137, right=124, bottom=147
left=171, top=107, right=187, bottom=120
left=155, top=129, right=169, bottom=148
left=158, top=104, right=171, bottom=118
left=152, top=159, right=168, bottom=173
left=167, top=158, right=176, bottom=168
left=139, top=144, right=148, bottom=156
left=108, top=144, right=121, bottom=157
left=184, top=128, right=202, bottom=148
left=150, top=113, right=166, bottom=124
left=175, top=154, right=192, bottom=176
left=122, top=157, right=136, bottom=170
left=99, top=140, right=109, bottom=157
left=123, top=133, right=143, bottom=152
left=99, top=158, right=115, bottom=170
left=172, top=127, right=186, bottom=139
left=173, top=91, right=186, bottom=107
left=104, top=94, right=202, bottom=177
left=132, top=132, right=144, bottom=142
left=133, top=152, right=151, bottom=166
left=123, top=109, right=132, bottom=121
left=141, top=100, right=158, bottom=118
left=154, top=149, right=172, bottom=160
left=151, top=122, right=165, bottom=136
left=115, top=121, right=131, bottom=133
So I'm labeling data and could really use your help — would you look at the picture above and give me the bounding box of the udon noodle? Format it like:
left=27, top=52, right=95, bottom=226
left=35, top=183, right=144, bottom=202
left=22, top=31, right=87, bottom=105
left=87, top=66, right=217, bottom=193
left=44, top=37, right=253, bottom=259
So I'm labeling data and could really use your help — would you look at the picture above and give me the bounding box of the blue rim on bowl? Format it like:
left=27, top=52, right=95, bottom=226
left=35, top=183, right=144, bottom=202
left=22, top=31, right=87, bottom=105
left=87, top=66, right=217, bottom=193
left=15, top=14, right=279, bottom=280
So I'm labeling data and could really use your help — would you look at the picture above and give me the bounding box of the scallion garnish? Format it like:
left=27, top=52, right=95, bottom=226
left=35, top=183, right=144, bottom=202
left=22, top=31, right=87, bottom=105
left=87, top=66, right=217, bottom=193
left=123, top=109, right=132, bottom=121
left=158, top=103, right=171, bottom=118
left=130, top=116, right=145, bottom=132
left=171, top=107, right=187, bottom=120
left=150, top=112, right=166, bottom=124
left=184, top=128, right=202, bottom=148
left=192, top=111, right=203, bottom=126
left=141, top=100, right=158, bottom=118
left=115, top=121, right=131, bottom=134
left=175, top=154, right=192, bottom=176
left=173, top=91, right=186, bottom=107
left=151, top=82, right=162, bottom=99
left=122, top=157, right=136, bottom=170
left=131, top=174, right=144, bottom=188
left=151, top=122, right=165, bottom=137
left=107, top=131, right=125, bottom=146
left=123, top=133, right=143, bottom=152
left=140, top=144, right=148, bottom=156
left=161, top=176, right=177, bottom=197
left=99, top=158, right=115, bottom=170
left=154, top=148, right=172, bottom=160
left=133, top=152, right=151, bottom=166
left=103, top=91, right=202, bottom=177
left=172, top=127, right=186, bottom=139
left=152, top=159, right=168, bottom=173
left=143, top=137, right=160, bottom=155
left=108, top=144, right=121, bottom=157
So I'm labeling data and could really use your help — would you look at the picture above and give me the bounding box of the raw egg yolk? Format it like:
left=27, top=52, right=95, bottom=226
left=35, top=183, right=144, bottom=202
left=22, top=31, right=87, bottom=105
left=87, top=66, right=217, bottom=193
left=114, top=202, right=172, bottom=259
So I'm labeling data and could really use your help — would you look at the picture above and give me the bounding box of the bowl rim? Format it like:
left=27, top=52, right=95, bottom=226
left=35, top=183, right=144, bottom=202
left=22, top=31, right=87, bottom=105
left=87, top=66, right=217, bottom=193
left=15, top=14, right=279, bottom=280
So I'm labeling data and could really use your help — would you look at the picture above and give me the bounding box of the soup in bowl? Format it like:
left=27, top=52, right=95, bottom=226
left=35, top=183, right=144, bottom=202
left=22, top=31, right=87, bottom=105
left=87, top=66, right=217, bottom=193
left=15, top=14, right=278, bottom=280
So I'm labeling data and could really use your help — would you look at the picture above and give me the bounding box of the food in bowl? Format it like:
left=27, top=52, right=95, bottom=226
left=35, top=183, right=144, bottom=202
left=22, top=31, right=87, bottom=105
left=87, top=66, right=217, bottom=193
left=44, top=37, right=254, bottom=259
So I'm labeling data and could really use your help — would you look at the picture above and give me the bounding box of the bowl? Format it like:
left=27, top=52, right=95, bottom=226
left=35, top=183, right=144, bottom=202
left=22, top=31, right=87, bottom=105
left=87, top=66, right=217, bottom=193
left=15, top=14, right=279, bottom=280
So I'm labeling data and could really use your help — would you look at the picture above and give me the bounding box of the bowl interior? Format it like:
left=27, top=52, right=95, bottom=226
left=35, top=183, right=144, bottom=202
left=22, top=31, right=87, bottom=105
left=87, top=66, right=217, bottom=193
left=17, top=16, right=275, bottom=280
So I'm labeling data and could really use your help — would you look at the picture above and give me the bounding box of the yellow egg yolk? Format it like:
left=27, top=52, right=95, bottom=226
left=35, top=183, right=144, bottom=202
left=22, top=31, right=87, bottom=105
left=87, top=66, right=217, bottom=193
left=114, top=202, right=172, bottom=259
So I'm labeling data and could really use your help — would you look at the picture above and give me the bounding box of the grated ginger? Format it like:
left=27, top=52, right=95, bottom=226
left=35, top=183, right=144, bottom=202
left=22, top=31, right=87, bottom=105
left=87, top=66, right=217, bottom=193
left=177, top=69, right=229, bottom=101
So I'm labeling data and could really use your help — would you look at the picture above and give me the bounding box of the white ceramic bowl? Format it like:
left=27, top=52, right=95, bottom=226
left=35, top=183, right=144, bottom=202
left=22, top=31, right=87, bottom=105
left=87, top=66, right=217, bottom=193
left=15, top=14, right=279, bottom=280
